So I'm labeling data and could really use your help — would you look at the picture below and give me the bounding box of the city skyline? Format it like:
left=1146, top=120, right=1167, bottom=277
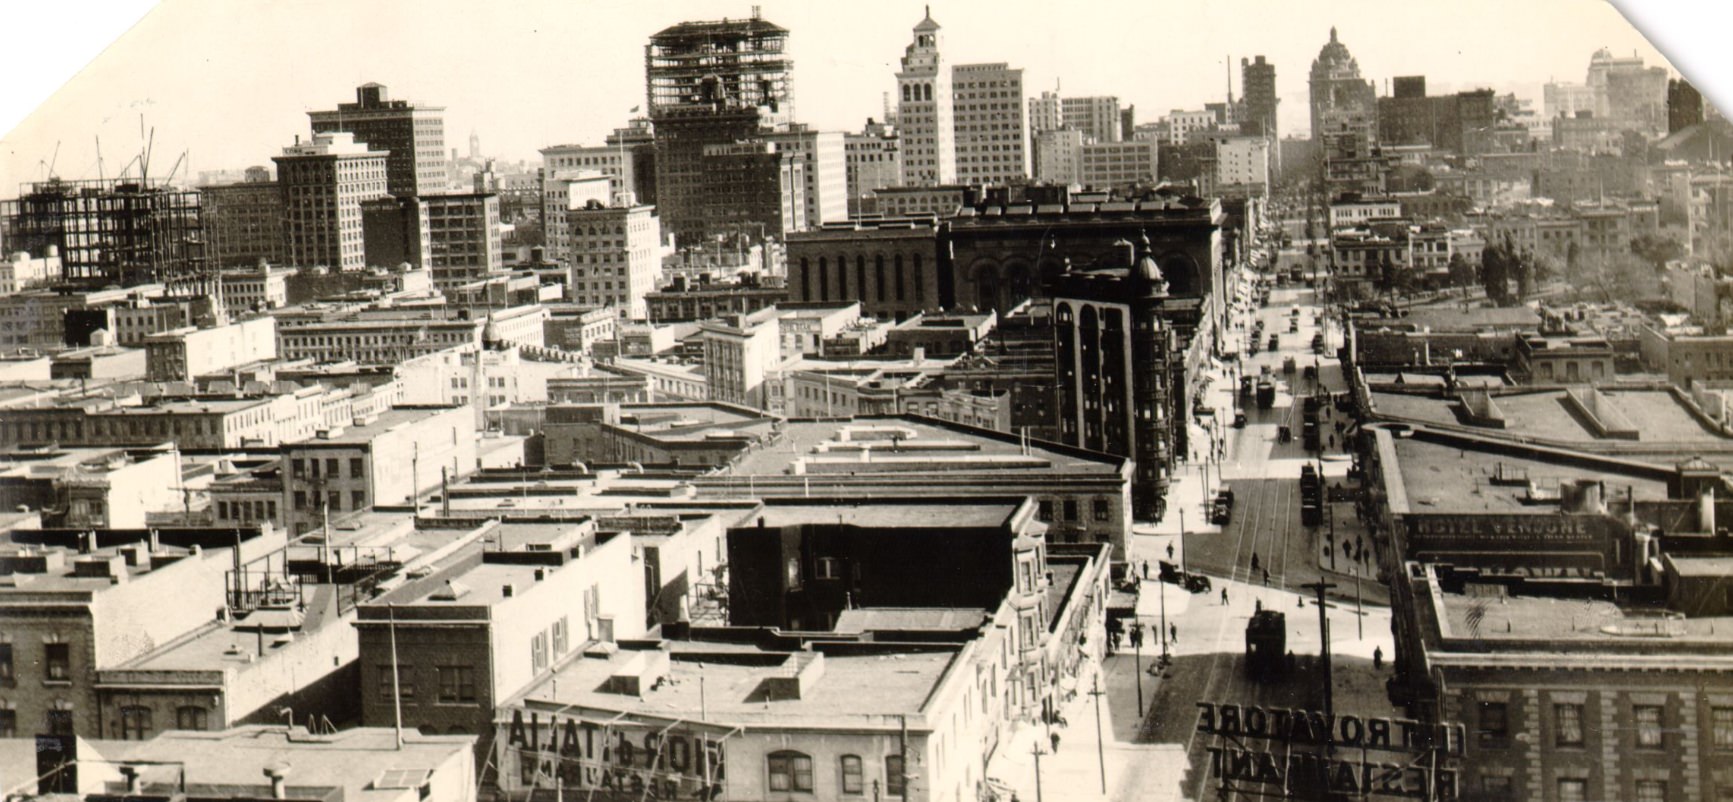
left=0, top=0, right=1679, bottom=189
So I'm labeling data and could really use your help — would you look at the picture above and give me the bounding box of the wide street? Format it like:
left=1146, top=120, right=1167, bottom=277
left=987, top=257, right=1411, bottom=802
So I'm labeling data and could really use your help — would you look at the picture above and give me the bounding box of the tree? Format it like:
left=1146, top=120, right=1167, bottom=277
left=1447, top=253, right=1476, bottom=292
left=1481, top=242, right=1510, bottom=305
left=1630, top=234, right=1685, bottom=272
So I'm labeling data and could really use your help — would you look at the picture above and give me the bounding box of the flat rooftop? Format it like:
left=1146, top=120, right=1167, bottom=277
left=285, top=406, right=459, bottom=446
left=1373, top=389, right=1729, bottom=445
left=1436, top=590, right=1733, bottom=646
left=116, top=726, right=472, bottom=802
left=756, top=500, right=1020, bottom=530
left=513, top=644, right=957, bottom=726
left=724, top=417, right=1122, bottom=477
left=1389, top=435, right=1671, bottom=514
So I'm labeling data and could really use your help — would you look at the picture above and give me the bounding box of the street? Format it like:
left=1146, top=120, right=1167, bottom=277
left=983, top=263, right=1408, bottom=802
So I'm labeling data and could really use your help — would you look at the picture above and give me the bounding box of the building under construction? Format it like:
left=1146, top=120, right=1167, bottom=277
left=1, top=178, right=207, bottom=290
left=646, top=8, right=793, bottom=246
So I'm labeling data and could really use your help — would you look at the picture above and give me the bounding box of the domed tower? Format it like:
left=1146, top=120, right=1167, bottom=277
left=1308, top=26, right=1376, bottom=140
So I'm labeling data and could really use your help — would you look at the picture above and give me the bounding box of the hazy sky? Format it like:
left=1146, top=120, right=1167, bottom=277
left=0, top=0, right=1685, bottom=190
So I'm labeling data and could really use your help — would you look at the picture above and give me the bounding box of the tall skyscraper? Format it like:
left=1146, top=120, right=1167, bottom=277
left=952, top=62, right=1028, bottom=184
left=1029, top=91, right=1063, bottom=135
left=1241, top=56, right=1278, bottom=138
left=896, top=10, right=956, bottom=186
left=309, top=83, right=447, bottom=198
left=646, top=10, right=792, bottom=244
left=1308, top=27, right=1376, bottom=141
left=274, top=132, right=390, bottom=270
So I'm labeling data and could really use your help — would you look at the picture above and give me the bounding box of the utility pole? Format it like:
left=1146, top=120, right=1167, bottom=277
left=1134, top=619, right=1144, bottom=717
left=1089, top=674, right=1107, bottom=794
left=1301, top=580, right=1337, bottom=734
left=1030, top=742, right=1045, bottom=802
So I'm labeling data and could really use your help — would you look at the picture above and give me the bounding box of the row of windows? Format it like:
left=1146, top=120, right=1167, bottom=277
left=1476, top=699, right=1711, bottom=750
left=376, top=664, right=478, bottom=704
left=1035, top=497, right=1114, bottom=523
left=767, top=751, right=904, bottom=796
left=0, top=642, right=70, bottom=682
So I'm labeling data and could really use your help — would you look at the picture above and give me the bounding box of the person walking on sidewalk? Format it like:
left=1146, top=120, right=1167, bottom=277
left=1250, top=552, right=1260, bottom=574
left=1262, top=567, right=1270, bottom=586
left=1170, top=622, right=1178, bottom=644
left=1166, top=543, right=1175, bottom=561
left=1050, top=732, right=1061, bottom=753
left=1221, top=587, right=1229, bottom=606
left=1142, top=560, right=1149, bottom=580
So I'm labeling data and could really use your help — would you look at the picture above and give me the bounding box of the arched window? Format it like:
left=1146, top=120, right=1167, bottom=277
left=799, top=258, right=811, bottom=301
left=885, top=755, right=907, bottom=796
left=839, top=755, right=864, bottom=794
left=768, top=751, right=814, bottom=792
left=120, top=706, right=152, bottom=740
left=174, top=705, right=208, bottom=731
left=819, top=257, right=830, bottom=299
left=923, top=84, right=932, bottom=102
left=902, top=85, right=911, bottom=103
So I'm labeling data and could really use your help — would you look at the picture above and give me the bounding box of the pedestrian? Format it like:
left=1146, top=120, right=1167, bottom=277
left=1262, top=567, right=1270, bottom=586
left=1170, top=622, right=1178, bottom=644
left=1050, top=732, right=1061, bottom=753
left=1166, top=543, right=1175, bottom=561
left=1374, top=646, right=1384, bottom=669
left=1255, top=598, right=1263, bottom=613
left=1142, top=560, right=1149, bottom=580
left=1221, top=587, right=1229, bottom=606
left=1250, top=552, right=1260, bottom=573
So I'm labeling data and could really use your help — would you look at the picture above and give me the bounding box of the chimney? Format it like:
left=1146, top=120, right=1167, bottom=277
left=263, top=765, right=290, bottom=800
left=502, top=584, right=515, bottom=598
left=533, top=568, right=546, bottom=582
left=120, top=766, right=143, bottom=795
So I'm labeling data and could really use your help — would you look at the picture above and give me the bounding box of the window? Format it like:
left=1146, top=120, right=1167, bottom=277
left=531, top=633, right=549, bottom=674
left=1093, top=498, right=1111, bottom=522
left=378, top=664, right=414, bottom=701
left=1714, top=707, right=1733, bottom=750
left=767, top=751, right=813, bottom=792
left=350, top=457, right=365, bottom=477
left=552, top=617, right=569, bottom=656
left=1555, top=703, right=1584, bottom=747
left=351, top=490, right=367, bottom=511
left=1636, top=705, right=1664, bottom=748
left=1476, top=701, right=1508, bottom=747
left=0, top=643, right=11, bottom=683
left=438, top=666, right=477, bottom=703
left=46, top=709, right=73, bottom=736
left=1037, top=500, right=1053, bottom=522
left=175, top=706, right=208, bottom=731
left=1063, top=499, right=1079, bottom=522
left=0, top=709, right=13, bottom=738
left=816, top=557, right=841, bottom=580
left=840, top=755, right=864, bottom=794
left=45, top=643, right=70, bottom=681
left=1557, top=779, right=1587, bottom=802
left=120, top=705, right=153, bottom=740
left=1635, top=781, right=1666, bottom=802
left=886, top=755, right=906, bottom=797
left=1479, top=775, right=1512, bottom=794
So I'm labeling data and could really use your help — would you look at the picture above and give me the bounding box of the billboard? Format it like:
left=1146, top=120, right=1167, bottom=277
left=1196, top=703, right=1464, bottom=801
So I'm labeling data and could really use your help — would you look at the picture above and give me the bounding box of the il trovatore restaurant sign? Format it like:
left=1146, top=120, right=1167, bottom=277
left=1196, top=702, right=1464, bottom=800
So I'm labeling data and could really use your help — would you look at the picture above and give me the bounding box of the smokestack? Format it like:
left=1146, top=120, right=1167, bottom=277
left=120, top=766, right=143, bottom=795
left=263, top=765, right=290, bottom=800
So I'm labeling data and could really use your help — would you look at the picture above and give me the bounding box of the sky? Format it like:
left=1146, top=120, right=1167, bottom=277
left=0, top=0, right=1706, bottom=191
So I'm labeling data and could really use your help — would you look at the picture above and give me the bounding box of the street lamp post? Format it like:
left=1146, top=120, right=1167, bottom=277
left=1178, top=509, right=1187, bottom=575
left=1089, top=675, right=1107, bottom=794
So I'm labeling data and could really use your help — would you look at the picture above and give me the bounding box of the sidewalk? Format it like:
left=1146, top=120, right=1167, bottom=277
left=984, top=658, right=1189, bottom=802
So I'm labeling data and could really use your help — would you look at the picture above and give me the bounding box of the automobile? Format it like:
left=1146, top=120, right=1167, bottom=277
left=1278, top=425, right=1292, bottom=443
left=1289, top=307, right=1300, bottom=317
left=1215, top=486, right=1236, bottom=509
left=1283, top=357, right=1297, bottom=374
left=1211, top=500, right=1232, bottom=525
left=1233, top=411, right=1248, bottom=428
left=1159, top=561, right=1213, bottom=594
left=1303, top=365, right=1318, bottom=380
left=1268, top=335, right=1280, bottom=350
